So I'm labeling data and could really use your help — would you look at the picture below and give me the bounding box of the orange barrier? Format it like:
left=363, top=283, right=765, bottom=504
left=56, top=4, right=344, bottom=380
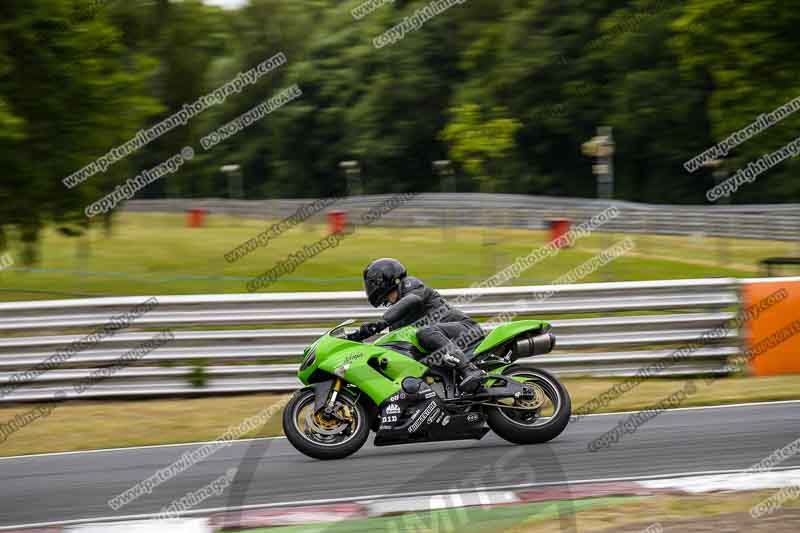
left=328, top=210, right=348, bottom=234
left=743, top=280, right=800, bottom=376
left=186, top=208, right=208, bottom=228
left=548, top=219, right=573, bottom=248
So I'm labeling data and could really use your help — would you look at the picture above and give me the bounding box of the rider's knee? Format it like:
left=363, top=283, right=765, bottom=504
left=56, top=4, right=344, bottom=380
left=416, top=325, right=436, bottom=344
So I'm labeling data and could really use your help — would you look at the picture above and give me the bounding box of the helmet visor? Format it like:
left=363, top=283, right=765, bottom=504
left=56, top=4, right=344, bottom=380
left=364, top=272, right=392, bottom=307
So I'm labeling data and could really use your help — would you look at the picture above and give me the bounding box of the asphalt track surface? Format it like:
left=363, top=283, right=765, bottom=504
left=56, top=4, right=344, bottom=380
left=1, top=401, right=799, bottom=529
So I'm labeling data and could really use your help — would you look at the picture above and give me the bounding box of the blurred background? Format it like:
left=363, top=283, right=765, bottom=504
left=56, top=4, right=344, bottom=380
left=1, top=1, right=800, bottom=532
left=0, top=0, right=798, bottom=298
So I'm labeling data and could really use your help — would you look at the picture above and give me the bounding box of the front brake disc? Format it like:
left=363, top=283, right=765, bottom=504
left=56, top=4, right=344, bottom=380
left=307, top=412, right=347, bottom=436
left=307, top=403, right=353, bottom=436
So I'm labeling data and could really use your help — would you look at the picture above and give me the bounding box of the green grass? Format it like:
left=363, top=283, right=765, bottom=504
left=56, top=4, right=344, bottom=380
left=506, top=490, right=800, bottom=533
left=0, top=212, right=782, bottom=301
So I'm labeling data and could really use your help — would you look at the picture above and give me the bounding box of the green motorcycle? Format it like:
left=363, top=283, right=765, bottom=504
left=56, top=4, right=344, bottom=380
left=282, top=319, right=571, bottom=460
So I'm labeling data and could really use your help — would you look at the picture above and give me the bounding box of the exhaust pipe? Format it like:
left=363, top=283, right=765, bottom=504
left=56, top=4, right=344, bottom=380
left=512, top=331, right=556, bottom=358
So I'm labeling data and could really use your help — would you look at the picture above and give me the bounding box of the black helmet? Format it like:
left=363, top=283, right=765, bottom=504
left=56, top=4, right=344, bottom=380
left=363, top=258, right=407, bottom=307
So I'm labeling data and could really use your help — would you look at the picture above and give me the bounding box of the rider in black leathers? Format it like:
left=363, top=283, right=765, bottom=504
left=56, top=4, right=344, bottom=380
left=349, top=258, right=486, bottom=393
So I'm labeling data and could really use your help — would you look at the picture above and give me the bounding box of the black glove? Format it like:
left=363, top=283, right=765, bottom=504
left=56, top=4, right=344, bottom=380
left=358, top=319, right=388, bottom=339
left=345, top=331, right=363, bottom=341
left=346, top=320, right=388, bottom=341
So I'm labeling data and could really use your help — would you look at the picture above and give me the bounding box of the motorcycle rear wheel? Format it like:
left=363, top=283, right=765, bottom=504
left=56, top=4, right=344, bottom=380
left=485, top=366, right=571, bottom=445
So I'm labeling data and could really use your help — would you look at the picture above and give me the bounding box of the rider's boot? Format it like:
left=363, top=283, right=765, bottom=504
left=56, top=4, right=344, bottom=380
left=455, top=360, right=486, bottom=394
left=423, top=346, right=487, bottom=394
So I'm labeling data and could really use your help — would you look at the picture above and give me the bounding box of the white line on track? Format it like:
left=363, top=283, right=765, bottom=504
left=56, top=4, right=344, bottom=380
left=570, top=399, right=800, bottom=419
left=0, top=436, right=286, bottom=461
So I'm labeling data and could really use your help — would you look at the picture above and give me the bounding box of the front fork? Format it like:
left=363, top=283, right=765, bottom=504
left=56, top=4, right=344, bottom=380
left=313, top=377, right=342, bottom=414
left=313, top=378, right=345, bottom=417
left=326, top=378, right=343, bottom=413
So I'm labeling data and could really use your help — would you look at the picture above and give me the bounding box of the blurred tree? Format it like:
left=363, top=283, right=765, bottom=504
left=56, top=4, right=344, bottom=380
left=195, top=0, right=326, bottom=198
left=100, top=0, right=232, bottom=199
left=440, top=104, right=522, bottom=193
left=673, top=0, right=800, bottom=202
left=596, top=0, right=711, bottom=202
left=0, top=0, right=161, bottom=264
left=445, top=0, right=622, bottom=197
left=2, top=0, right=798, bottom=237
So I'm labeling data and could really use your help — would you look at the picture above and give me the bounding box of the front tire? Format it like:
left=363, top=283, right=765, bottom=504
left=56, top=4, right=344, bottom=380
left=486, top=366, right=571, bottom=445
left=283, top=388, right=369, bottom=460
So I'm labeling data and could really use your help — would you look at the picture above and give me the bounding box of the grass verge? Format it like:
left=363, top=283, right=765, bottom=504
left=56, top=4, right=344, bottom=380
left=0, top=213, right=775, bottom=301
left=506, top=490, right=800, bottom=532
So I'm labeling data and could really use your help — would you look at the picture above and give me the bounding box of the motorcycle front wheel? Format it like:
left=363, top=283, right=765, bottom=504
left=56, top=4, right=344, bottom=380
left=485, top=365, right=571, bottom=445
left=282, top=388, right=370, bottom=460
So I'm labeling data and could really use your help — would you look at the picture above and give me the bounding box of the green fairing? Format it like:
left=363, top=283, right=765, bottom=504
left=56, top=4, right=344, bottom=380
left=375, top=320, right=549, bottom=355
left=373, top=326, right=424, bottom=350
left=474, top=320, right=550, bottom=354
left=298, top=332, right=427, bottom=405
left=296, top=319, right=549, bottom=405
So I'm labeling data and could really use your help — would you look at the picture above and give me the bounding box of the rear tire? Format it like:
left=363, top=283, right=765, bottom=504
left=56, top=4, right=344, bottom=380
left=486, top=366, right=571, bottom=445
left=283, top=388, right=370, bottom=460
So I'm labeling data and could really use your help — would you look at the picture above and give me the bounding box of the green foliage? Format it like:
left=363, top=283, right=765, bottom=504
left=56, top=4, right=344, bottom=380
left=672, top=0, right=800, bottom=201
left=440, top=104, right=522, bottom=192
left=0, top=0, right=797, bottom=263
left=188, top=363, right=209, bottom=388
left=0, top=0, right=161, bottom=263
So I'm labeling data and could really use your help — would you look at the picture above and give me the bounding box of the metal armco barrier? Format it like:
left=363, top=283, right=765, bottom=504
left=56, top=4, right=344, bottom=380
left=125, top=193, right=800, bottom=241
left=0, top=278, right=765, bottom=402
